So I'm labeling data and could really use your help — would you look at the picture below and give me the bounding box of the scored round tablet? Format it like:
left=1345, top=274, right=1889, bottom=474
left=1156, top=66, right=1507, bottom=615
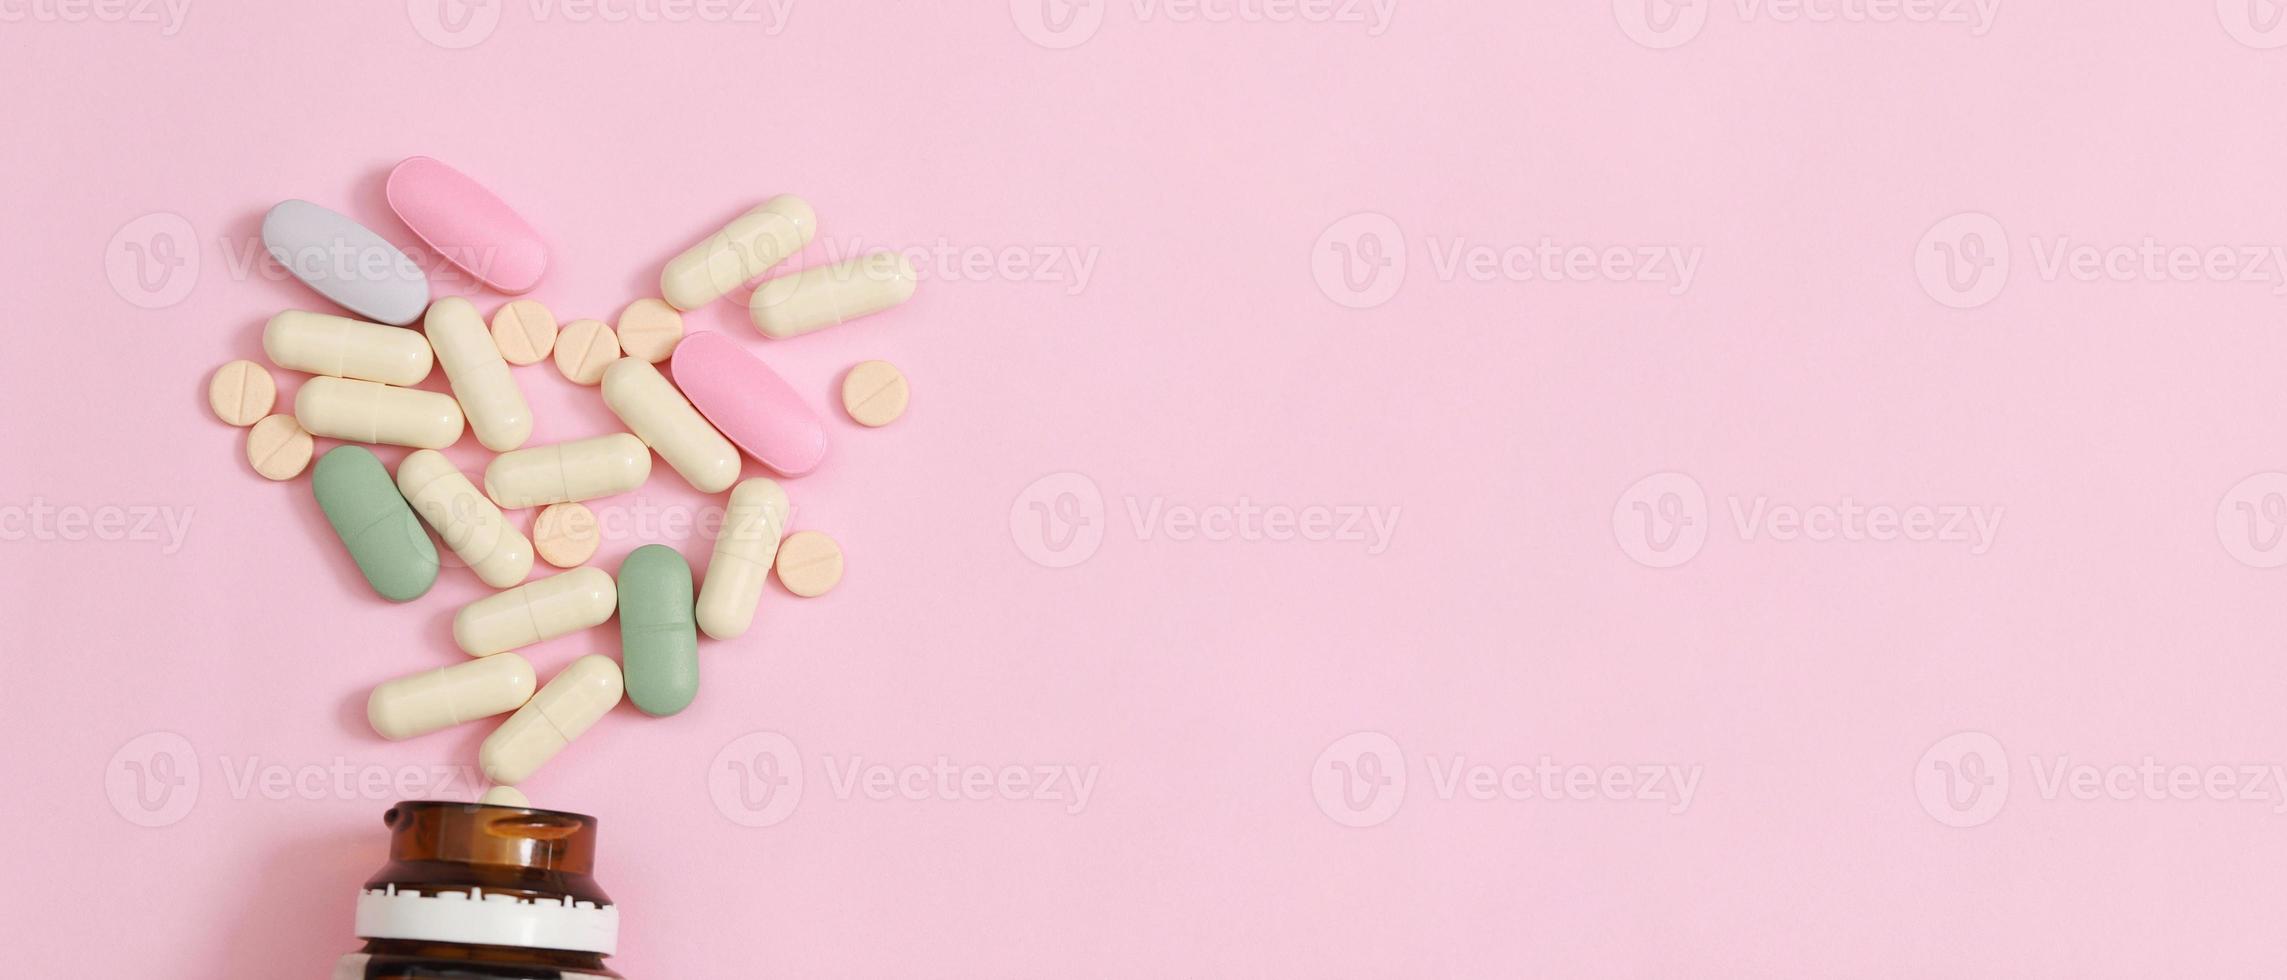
left=555, top=318, right=621, bottom=385
left=774, top=530, right=843, bottom=598
left=491, top=299, right=558, bottom=365
left=533, top=502, right=601, bottom=568
left=615, top=298, right=685, bottom=363
left=246, top=414, right=315, bottom=480
left=208, top=360, right=277, bottom=427
left=840, top=360, right=909, bottom=427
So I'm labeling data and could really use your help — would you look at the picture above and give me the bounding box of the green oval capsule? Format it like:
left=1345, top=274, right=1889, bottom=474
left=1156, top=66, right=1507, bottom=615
left=618, top=543, right=698, bottom=716
left=312, top=445, right=438, bottom=602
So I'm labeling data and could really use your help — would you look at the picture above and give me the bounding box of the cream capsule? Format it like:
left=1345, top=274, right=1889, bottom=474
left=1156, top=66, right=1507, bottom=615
left=658, top=195, right=816, bottom=311
left=454, top=566, right=617, bottom=657
left=425, top=296, right=532, bottom=451
left=748, top=252, right=918, bottom=339
left=483, top=433, right=652, bottom=509
left=295, top=376, right=464, bottom=449
left=263, top=310, right=434, bottom=385
left=367, top=653, right=538, bottom=741
left=696, top=478, right=789, bottom=640
left=480, top=654, right=622, bottom=786
left=601, top=358, right=740, bottom=493
left=396, top=449, right=533, bottom=589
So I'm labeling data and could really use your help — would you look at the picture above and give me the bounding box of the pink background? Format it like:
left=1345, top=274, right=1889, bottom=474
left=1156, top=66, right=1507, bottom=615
left=10, top=1, right=2287, bottom=976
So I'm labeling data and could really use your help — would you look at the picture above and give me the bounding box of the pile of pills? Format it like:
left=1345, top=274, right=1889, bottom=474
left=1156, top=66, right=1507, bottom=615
left=205, top=156, right=915, bottom=804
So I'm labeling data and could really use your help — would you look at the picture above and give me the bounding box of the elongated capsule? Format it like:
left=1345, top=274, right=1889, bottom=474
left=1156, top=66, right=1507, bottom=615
left=658, top=195, right=815, bottom=311
left=483, top=433, right=652, bottom=509
left=454, top=566, right=617, bottom=657
left=480, top=655, right=622, bottom=786
left=312, top=446, right=437, bottom=602
left=396, top=449, right=533, bottom=589
left=367, top=653, right=537, bottom=741
left=619, top=544, right=698, bottom=717
left=748, top=252, right=918, bottom=339
left=601, top=358, right=739, bottom=493
left=426, top=296, right=532, bottom=451
left=696, top=479, right=789, bottom=640
left=296, top=376, right=464, bottom=450
left=263, top=310, right=434, bottom=385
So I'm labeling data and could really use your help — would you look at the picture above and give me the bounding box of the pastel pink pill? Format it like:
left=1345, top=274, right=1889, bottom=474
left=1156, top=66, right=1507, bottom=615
left=669, top=332, right=828, bottom=477
left=385, top=156, right=548, bottom=294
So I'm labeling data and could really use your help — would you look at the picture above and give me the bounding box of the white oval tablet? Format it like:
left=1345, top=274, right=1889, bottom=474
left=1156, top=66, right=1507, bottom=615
left=262, top=200, right=430, bottom=326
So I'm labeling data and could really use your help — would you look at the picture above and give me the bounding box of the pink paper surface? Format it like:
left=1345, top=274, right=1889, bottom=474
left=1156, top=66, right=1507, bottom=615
left=13, top=3, right=2287, bottom=977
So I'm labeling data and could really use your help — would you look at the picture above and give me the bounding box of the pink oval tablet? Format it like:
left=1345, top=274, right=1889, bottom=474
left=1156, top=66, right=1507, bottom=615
left=670, top=332, right=828, bottom=477
left=385, top=156, right=548, bottom=294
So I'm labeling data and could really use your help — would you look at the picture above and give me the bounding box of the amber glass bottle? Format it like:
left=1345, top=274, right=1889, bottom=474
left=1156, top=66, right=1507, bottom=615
left=333, top=801, right=625, bottom=979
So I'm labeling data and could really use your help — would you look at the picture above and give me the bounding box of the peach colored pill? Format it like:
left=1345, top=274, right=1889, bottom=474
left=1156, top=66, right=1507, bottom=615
left=533, top=502, right=601, bottom=568
left=490, top=299, right=558, bottom=365
left=208, top=360, right=276, bottom=427
left=615, top=298, right=685, bottom=363
left=246, top=414, right=314, bottom=481
left=773, top=530, right=843, bottom=598
left=554, top=318, right=620, bottom=385
left=840, top=360, right=909, bottom=427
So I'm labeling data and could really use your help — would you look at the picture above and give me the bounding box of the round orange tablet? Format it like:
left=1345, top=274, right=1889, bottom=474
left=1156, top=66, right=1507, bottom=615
left=208, top=360, right=276, bottom=426
left=246, top=414, right=314, bottom=481
left=774, top=530, right=843, bottom=598
left=554, top=318, right=621, bottom=385
left=615, top=298, right=685, bottom=363
left=532, top=502, right=601, bottom=568
left=491, top=299, right=558, bottom=365
left=840, top=360, right=909, bottom=427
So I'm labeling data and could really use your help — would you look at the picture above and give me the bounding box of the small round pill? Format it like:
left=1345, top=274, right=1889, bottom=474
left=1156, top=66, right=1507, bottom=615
left=615, top=298, right=685, bottom=363
left=479, top=785, right=530, bottom=807
left=840, top=360, right=909, bottom=427
left=533, top=502, right=601, bottom=568
left=208, top=360, right=276, bottom=427
left=774, top=530, right=843, bottom=598
left=246, top=414, right=315, bottom=481
left=554, top=318, right=621, bottom=385
left=490, top=299, right=558, bottom=365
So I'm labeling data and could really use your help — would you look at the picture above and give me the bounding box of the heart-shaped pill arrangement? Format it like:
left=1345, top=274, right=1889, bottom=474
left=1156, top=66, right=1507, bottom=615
left=204, top=155, right=915, bottom=802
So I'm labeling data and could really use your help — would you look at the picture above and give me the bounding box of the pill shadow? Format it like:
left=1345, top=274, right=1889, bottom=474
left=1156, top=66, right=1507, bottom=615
left=216, top=828, right=368, bottom=980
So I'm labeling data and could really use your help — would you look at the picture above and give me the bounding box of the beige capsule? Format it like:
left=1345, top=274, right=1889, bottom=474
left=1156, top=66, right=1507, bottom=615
left=367, top=653, right=538, bottom=741
left=483, top=433, right=652, bottom=509
left=295, top=377, right=464, bottom=450
left=426, top=297, right=532, bottom=452
left=454, top=566, right=617, bottom=657
left=601, top=359, right=740, bottom=493
left=696, top=479, right=789, bottom=640
left=749, top=252, right=918, bottom=339
left=659, top=195, right=816, bottom=311
left=480, top=654, right=623, bottom=786
left=396, top=449, right=533, bottom=589
left=478, top=785, right=530, bottom=807
left=263, top=310, right=433, bottom=386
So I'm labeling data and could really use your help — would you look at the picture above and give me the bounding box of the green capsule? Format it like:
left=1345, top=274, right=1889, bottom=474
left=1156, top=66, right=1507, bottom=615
left=618, top=543, right=698, bottom=716
left=311, top=445, right=438, bottom=602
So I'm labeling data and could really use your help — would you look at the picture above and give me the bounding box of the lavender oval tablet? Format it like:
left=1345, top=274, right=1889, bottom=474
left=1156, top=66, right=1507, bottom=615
left=262, top=200, right=430, bottom=326
left=669, top=331, right=828, bottom=477
left=386, top=156, right=548, bottom=294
